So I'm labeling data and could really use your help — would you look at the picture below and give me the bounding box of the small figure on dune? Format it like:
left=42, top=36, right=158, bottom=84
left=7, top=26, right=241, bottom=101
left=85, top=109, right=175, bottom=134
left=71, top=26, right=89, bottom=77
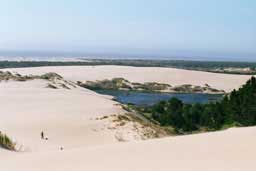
left=60, top=146, right=64, bottom=151
left=41, top=131, right=44, bottom=140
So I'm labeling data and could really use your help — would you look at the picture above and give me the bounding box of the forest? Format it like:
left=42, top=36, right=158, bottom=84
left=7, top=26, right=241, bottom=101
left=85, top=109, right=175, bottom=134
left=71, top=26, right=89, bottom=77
left=138, top=77, right=256, bottom=134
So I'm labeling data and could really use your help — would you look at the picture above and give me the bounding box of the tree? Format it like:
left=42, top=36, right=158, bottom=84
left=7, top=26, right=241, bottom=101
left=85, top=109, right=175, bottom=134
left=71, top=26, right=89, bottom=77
left=166, top=98, right=184, bottom=128
left=149, top=77, right=256, bottom=134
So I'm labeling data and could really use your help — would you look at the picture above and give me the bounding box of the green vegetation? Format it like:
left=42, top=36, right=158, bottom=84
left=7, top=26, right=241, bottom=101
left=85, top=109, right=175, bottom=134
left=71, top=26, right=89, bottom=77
left=78, top=78, right=171, bottom=91
left=0, top=132, right=16, bottom=151
left=135, top=77, right=256, bottom=134
left=91, top=59, right=256, bottom=73
left=78, top=78, right=132, bottom=90
left=40, top=72, right=63, bottom=80
left=0, top=59, right=256, bottom=75
left=0, top=71, right=34, bottom=81
left=0, top=71, right=65, bottom=83
left=78, top=78, right=224, bottom=94
left=0, top=61, right=92, bottom=69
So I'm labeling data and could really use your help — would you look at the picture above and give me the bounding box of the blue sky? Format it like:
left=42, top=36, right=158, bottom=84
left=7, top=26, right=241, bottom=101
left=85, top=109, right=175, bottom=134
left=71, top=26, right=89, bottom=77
left=0, top=0, right=255, bottom=61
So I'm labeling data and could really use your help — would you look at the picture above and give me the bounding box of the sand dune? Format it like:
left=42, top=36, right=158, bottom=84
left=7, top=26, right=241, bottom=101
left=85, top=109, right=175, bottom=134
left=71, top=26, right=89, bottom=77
left=0, top=71, right=165, bottom=153
left=1, top=126, right=256, bottom=171
left=0, top=66, right=255, bottom=171
left=6, top=65, right=252, bottom=92
left=0, top=79, right=125, bottom=152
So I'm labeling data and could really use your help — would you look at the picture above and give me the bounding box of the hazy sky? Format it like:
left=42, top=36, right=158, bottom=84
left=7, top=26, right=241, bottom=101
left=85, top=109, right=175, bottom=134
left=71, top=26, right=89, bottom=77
left=0, top=0, right=255, bottom=61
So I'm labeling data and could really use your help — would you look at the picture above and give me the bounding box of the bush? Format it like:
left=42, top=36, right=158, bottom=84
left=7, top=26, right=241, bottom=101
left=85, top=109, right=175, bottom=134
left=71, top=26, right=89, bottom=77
left=0, top=132, right=16, bottom=151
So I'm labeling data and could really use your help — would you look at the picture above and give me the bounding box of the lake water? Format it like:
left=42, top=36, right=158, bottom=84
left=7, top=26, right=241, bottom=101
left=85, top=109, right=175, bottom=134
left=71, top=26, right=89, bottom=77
left=96, top=90, right=223, bottom=106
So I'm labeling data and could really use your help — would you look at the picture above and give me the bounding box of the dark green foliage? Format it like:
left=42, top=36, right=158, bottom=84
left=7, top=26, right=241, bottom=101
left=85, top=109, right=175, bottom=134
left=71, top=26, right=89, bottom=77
left=149, top=77, right=256, bottom=134
left=0, top=132, right=16, bottom=151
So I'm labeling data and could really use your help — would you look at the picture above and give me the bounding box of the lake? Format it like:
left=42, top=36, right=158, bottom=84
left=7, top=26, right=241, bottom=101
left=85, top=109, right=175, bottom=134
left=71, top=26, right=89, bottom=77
left=96, top=90, right=223, bottom=106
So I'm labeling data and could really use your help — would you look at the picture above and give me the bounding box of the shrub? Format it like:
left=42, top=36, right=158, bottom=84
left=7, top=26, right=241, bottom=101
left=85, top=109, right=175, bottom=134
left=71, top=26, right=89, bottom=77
left=0, top=132, right=16, bottom=151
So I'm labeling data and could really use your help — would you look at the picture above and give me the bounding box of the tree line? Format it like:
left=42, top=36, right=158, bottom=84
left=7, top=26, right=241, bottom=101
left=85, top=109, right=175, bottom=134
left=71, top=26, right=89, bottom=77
left=148, top=77, right=256, bottom=134
left=1, top=60, right=256, bottom=75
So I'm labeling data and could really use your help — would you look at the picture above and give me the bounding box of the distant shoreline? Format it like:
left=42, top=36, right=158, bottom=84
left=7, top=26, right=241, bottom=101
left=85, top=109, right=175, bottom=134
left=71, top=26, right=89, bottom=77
left=0, top=55, right=256, bottom=62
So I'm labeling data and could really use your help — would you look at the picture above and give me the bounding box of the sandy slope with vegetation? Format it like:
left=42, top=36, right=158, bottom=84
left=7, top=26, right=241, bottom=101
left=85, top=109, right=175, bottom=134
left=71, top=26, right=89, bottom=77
left=6, top=65, right=252, bottom=92
left=0, top=66, right=255, bottom=171
left=0, top=79, right=123, bottom=152
left=0, top=73, right=163, bottom=153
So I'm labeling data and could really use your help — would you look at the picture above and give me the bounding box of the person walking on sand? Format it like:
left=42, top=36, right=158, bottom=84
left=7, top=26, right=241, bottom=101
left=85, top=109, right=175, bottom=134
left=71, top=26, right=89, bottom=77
left=41, top=131, right=44, bottom=140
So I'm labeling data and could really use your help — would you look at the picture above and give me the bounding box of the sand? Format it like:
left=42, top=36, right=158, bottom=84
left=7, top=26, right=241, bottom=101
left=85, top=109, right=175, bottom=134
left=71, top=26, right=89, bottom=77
left=1, top=127, right=256, bottom=171
left=6, top=65, right=253, bottom=92
left=0, top=79, right=126, bottom=152
left=0, top=66, right=255, bottom=171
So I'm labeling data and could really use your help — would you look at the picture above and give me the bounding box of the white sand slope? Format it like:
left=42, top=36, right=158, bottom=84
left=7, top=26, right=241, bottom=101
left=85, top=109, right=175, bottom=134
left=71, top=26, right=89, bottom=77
left=0, top=74, right=165, bottom=154
left=1, top=126, right=256, bottom=171
left=6, top=65, right=253, bottom=92
left=0, top=79, right=126, bottom=153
